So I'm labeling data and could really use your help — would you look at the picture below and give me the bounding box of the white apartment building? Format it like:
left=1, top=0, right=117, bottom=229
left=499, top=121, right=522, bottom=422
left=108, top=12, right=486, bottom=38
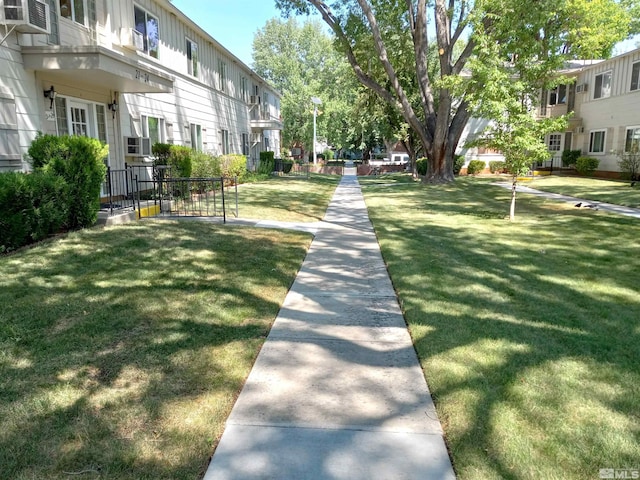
left=0, top=0, right=283, bottom=173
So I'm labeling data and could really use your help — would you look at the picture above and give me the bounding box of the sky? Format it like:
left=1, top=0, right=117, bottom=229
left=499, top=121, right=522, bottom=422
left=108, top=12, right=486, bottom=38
left=171, top=1, right=639, bottom=68
left=171, top=0, right=297, bottom=67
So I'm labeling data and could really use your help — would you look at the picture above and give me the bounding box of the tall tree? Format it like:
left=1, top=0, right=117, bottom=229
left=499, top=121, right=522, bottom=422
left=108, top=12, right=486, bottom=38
left=252, top=18, right=359, bottom=156
left=275, top=0, right=634, bottom=183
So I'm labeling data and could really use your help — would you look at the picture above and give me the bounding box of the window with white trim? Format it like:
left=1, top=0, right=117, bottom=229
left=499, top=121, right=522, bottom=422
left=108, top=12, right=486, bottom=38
left=134, top=5, right=159, bottom=59
left=589, top=130, right=606, bottom=153
left=624, top=127, right=640, bottom=152
left=186, top=38, right=198, bottom=77
left=48, top=0, right=60, bottom=44
left=190, top=123, right=202, bottom=151
left=142, top=115, right=164, bottom=146
left=218, top=60, right=227, bottom=92
left=221, top=129, right=230, bottom=155
left=548, top=134, right=561, bottom=151
left=241, top=133, right=249, bottom=156
left=59, top=0, right=85, bottom=25
left=549, top=85, right=567, bottom=105
left=631, top=62, right=640, bottom=91
left=241, top=76, right=248, bottom=102
left=594, top=71, right=612, bottom=99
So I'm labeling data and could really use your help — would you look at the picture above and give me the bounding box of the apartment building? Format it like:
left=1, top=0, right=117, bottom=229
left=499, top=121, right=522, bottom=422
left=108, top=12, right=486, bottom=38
left=0, top=0, right=283, bottom=173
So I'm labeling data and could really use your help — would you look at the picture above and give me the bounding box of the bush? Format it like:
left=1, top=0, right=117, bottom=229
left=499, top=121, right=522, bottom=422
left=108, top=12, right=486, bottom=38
left=28, top=133, right=107, bottom=229
left=575, top=156, right=600, bottom=176
left=0, top=171, right=67, bottom=252
left=152, top=144, right=193, bottom=178
left=617, top=149, right=640, bottom=181
left=282, top=159, right=293, bottom=173
left=191, top=151, right=220, bottom=178
left=453, top=155, right=465, bottom=175
left=323, top=149, right=335, bottom=160
left=466, top=160, right=486, bottom=175
left=489, top=160, right=507, bottom=174
left=416, top=157, right=428, bottom=175
left=562, top=149, right=581, bottom=167
left=219, top=154, right=247, bottom=179
left=258, top=151, right=275, bottom=174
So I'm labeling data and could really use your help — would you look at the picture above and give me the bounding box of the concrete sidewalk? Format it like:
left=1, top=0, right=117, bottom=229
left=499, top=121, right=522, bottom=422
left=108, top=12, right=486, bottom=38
left=203, top=174, right=455, bottom=479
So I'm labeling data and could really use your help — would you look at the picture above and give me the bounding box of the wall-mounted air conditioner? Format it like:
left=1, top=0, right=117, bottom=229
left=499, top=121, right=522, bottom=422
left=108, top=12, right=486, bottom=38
left=125, top=136, right=151, bottom=156
left=576, top=83, right=588, bottom=93
left=120, top=28, right=144, bottom=51
left=1, top=0, right=50, bottom=34
left=249, top=95, right=261, bottom=105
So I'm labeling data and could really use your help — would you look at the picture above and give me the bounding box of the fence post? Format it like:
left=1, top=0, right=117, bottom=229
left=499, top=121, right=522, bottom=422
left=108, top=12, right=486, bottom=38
left=234, top=176, right=238, bottom=218
left=106, top=166, right=113, bottom=215
left=221, top=177, right=226, bottom=224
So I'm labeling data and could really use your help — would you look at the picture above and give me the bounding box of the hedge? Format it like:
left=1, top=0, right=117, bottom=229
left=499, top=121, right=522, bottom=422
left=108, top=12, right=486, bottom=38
left=575, top=156, right=599, bottom=176
left=466, top=160, right=486, bottom=175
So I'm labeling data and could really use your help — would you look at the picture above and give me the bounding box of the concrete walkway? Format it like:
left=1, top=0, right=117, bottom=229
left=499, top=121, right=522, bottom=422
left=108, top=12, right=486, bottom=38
left=492, top=181, right=640, bottom=218
left=203, top=174, right=455, bottom=479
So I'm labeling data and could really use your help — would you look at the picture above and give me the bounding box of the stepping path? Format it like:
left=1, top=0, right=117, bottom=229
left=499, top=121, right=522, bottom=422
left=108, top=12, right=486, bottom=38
left=203, top=174, right=455, bottom=479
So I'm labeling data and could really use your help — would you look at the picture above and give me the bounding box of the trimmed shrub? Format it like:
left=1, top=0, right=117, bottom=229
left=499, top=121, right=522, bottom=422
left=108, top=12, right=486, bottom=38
left=191, top=151, right=220, bottom=178
left=562, top=149, right=581, bottom=167
left=219, top=154, right=247, bottom=178
left=416, top=157, right=428, bottom=175
left=453, top=155, right=465, bottom=175
left=323, top=149, right=335, bottom=160
left=575, top=156, right=599, bottom=176
left=466, top=160, right=486, bottom=175
left=282, top=159, right=293, bottom=173
left=152, top=143, right=193, bottom=178
left=489, top=160, right=507, bottom=174
left=28, top=133, right=107, bottom=229
left=0, top=171, right=67, bottom=252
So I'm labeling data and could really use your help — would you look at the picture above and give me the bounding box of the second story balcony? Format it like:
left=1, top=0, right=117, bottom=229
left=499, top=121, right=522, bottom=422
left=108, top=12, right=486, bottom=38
left=250, top=111, right=283, bottom=131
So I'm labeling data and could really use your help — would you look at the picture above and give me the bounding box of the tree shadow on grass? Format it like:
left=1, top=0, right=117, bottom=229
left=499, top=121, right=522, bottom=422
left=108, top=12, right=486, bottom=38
left=0, top=220, right=311, bottom=479
left=364, top=180, right=640, bottom=479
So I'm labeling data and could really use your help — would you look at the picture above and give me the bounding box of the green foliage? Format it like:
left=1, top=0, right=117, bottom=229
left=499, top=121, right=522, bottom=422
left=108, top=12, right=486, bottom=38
left=191, top=151, right=220, bottom=178
left=615, top=147, right=640, bottom=181
left=489, top=161, right=507, bottom=174
left=152, top=144, right=193, bottom=178
left=575, top=156, right=600, bottom=176
left=562, top=149, right=582, bottom=167
left=0, top=171, right=68, bottom=252
left=282, top=159, right=294, bottom=173
left=28, top=133, right=107, bottom=229
left=416, top=157, right=428, bottom=176
left=219, top=154, right=247, bottom=179
left=466, top=160, right=486, bottom=175
left=258, top=151, right=276, bottom=174
left=453, top=155, right=466, bottom=175
left=323, top=149, right=334, bottom=160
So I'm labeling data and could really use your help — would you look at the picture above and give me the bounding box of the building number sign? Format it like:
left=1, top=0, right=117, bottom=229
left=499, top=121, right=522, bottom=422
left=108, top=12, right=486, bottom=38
left=135, top=69, right=150, bottom=83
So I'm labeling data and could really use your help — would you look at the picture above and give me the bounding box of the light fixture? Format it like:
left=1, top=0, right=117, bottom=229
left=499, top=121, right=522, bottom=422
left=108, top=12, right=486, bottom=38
left=107, top=98, right=118, bottom=118
left=43, top=85, right=56, bottom=109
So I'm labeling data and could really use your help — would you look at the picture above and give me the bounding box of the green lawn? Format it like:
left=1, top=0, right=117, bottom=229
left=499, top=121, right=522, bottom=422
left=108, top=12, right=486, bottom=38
left=361, top=175, right=640, bottom=480
left=0, top=174, right=338, bottom=479
left=522, top=175, right=640, bottom=207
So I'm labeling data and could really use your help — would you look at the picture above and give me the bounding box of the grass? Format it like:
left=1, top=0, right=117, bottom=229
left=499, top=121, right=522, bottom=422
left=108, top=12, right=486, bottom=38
left=0, top=174, right=339, bottom=479
left=361, top=175, right=640, bottom=480
left=236, top=173, right=340, bottom=221
left=521, top=175, right=640, bottom=207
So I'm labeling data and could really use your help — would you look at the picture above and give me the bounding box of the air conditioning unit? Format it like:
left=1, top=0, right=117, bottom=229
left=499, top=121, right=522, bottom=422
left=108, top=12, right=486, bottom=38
left=250, top=133, right=262, bottom=144
left=1, top=0, right=50, bottom=34
left=249, top=95, right=261, bottom=105
left=120, top=28, right=144, bottom=51
left=125, top=136, right=151, bottom=156
left=576, top=83, right=588, bottom=93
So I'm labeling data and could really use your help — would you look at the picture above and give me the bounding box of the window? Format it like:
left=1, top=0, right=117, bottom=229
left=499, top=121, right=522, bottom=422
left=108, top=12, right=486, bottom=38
left=48, top=0, right=60, bottom=44
left=218, top=60, right=227, bottom=92
left=221, top=129, right=230, bottom=155
left=625, top=127, right=640, bottom=152
left=241, top=77, right=248, bottom=102
left=59, top=0, right=85, bottom=25
left=631, top=62, right=640, bottom=91
left=190, top=123, right=202, bottom=151
left=0, top=90, right=20, bottom=164
left=186, top=38, right=198, bottom=77
left=589, top=130, right=606, bottom=153
left=134, top=6, right=159, bottom=59
left=142, top=115, right=164, bottom=145
left=241, top=133, right=249, bottom=156
left=548, top=134, right=561, bottom=151
left=594, top=71, right=612, bottom=99
left=549, top=85, right=567, bottom=105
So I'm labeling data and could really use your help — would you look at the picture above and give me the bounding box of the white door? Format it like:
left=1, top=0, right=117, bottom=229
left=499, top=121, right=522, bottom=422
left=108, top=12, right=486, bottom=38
left=68, top=101, right=91, bottom=137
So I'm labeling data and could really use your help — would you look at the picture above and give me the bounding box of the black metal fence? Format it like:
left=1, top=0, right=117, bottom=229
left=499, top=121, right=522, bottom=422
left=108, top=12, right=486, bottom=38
left=102, top=164, right=237, bottom=221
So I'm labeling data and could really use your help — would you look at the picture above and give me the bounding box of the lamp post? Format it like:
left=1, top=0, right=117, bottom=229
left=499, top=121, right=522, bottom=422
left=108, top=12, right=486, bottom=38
left=311, top=96, right=322, bottom=165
